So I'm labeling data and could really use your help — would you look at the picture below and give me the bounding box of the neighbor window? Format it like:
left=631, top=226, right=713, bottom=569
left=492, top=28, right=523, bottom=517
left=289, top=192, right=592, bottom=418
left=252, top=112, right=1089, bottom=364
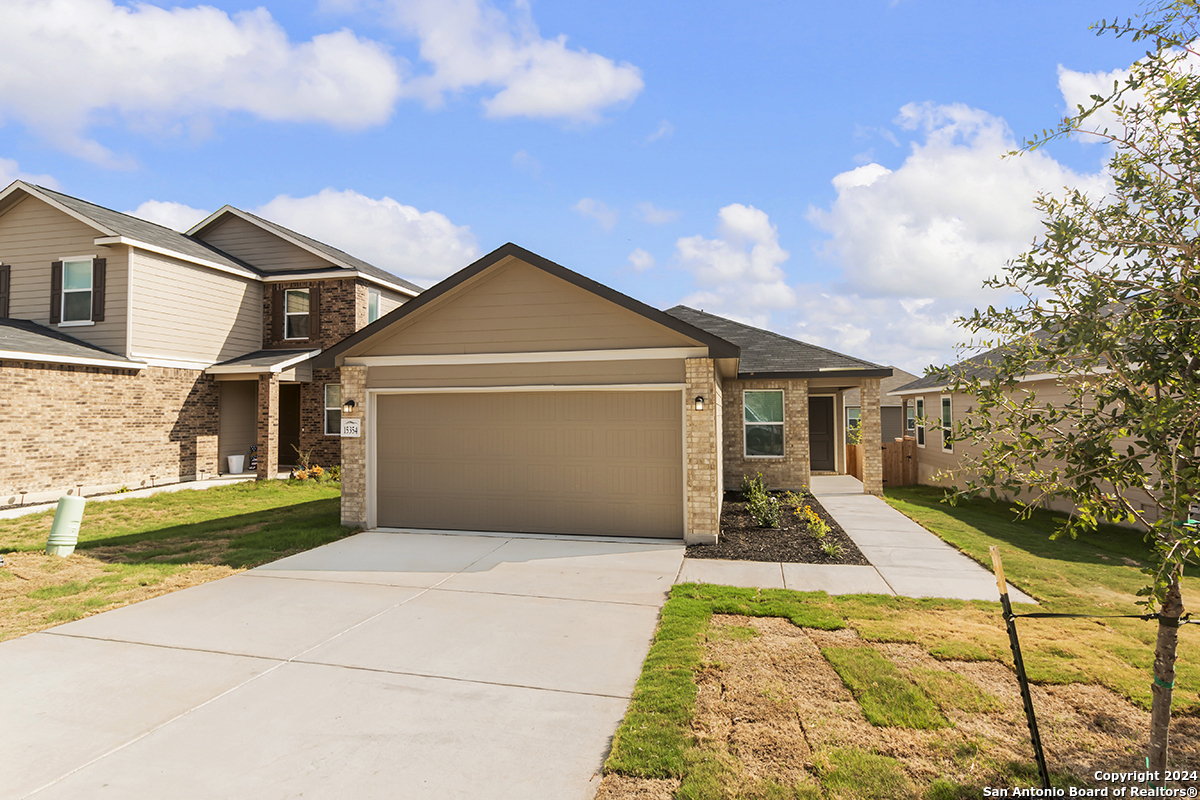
left=906, top=404, right=915, bottom=433
left=284, top=289, right=310, bottom=339
left=941, top=395, right=953, bottom=453
left=367, top=289, right=380, bottom=323
left=915, top=398, right=926, bottom=447
left=744, top=389, right=784, bottom=457
left=324, top=384, right=341, bottom=436
left=847, top=407, right=861, bottom=430
left=61, top=259, right=93, bottom=323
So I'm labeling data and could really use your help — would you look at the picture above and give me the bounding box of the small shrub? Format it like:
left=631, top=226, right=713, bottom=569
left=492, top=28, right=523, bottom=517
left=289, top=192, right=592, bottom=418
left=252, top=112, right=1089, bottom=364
left=328, top=465, right=342, bottom=481
left=742, top=472, right=782, bottom=528
left=821, top=539, right=844, bottom=558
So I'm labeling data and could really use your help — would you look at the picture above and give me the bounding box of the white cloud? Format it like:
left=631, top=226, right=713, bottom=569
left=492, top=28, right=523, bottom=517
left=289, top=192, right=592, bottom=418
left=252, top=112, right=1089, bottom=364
left=255, top=188, right=478, bottom=281
left=637, top=202, right=681, bottom=225
left=0, top=0, right=402, bottom=165
left=628, top=248, right=655, bottom=271
left=128, top=200, right=210, bottom=232
left=808, top=101, right=1111, bottom=300
left=0, top=158, right=58, bottom=189
left=644, top=120, right=674, bottom=144
left=354, top=0, right=643, bottom=122
left=675, top=204, right=797, bottom=316
left=573, top=198, right=618, bottom=231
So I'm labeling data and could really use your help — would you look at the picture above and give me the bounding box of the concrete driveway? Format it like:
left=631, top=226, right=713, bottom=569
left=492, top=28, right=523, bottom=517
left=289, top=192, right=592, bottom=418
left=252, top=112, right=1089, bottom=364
left=2, top=531, right=684, bottom=799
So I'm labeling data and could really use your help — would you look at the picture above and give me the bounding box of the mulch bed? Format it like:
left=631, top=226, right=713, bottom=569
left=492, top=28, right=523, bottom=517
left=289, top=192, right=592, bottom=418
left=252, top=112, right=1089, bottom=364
left=685, top=491, right=870, bottom=565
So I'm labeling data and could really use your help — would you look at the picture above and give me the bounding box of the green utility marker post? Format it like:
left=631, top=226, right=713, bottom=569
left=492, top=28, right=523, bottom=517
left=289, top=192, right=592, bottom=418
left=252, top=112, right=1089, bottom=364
left=990, top=545, right=1051, bottom=792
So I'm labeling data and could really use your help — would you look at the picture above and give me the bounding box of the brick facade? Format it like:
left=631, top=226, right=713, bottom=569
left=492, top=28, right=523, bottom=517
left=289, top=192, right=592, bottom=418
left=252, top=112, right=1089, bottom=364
left=339, top=365, right=367, bottom=528
left=859, top=378, right=884, bottom=495
left=722, top=378, right=811, bottom=491
left=0, top=361, right=220, bottom=503
left=259, top=277, right=367, bottom=470
left=684, top=358, right=720, bottom=544
left=256, top=373, right=280, bottom=479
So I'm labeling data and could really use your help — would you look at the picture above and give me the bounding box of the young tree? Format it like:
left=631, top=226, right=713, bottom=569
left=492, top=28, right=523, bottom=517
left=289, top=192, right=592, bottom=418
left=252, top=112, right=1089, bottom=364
left=941, top=1, right=1199, bottom=772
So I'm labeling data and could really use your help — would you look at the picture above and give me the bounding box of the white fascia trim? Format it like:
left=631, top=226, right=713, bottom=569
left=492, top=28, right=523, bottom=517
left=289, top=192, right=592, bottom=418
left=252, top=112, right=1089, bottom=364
left=205, top=349, right=321, bottom=375
left=262, top=270, right=419, bottom=297
left=129, top=352, right=215, bottom=370
left=2, top=181, right=117, bottom=236
left=97, top=237, right=258, bottom=280
left=346, top=347, right=709, bottom=367
left=0, top=350, right=146, bottom=370
left=367, top=383, right=687, bottom=395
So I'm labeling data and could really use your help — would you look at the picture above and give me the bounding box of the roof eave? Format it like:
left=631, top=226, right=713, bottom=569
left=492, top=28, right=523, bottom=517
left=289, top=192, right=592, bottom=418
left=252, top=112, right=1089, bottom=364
left=738, top=367, right=894, bottom=380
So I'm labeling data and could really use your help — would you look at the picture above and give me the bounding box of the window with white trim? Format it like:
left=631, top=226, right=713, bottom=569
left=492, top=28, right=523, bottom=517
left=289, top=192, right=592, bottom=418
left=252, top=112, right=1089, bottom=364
left=62, top=259, right=93, bottom=323
left=324, top=384, right=342, bottom=436
left=744, top=389, right=784, bottom=457
left=367, top=289, right=380, bottom=323
left=915, top=397, right=925, bottom=447
left=906, top=404, right=915, bottom=433
left=847, top=407, right=861, bottom=430
left=284, top=289, right=310, bottom=339
left=941, top=395, right=953, bottom=453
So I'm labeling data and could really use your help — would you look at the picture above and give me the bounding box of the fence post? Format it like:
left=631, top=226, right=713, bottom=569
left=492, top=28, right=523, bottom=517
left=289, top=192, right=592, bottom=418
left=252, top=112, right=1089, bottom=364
left=990, top=546, right=1050, bottom=791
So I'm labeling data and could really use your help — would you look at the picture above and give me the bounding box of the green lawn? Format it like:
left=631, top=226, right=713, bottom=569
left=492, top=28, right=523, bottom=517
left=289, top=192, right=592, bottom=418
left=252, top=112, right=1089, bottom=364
left=0, top=480, right=353, bottom=641
left=601, top=487, right=1200, bottom=797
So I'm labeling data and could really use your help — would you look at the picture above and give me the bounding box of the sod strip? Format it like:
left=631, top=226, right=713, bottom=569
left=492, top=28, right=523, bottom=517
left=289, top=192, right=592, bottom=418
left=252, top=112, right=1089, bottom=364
left=821, top=646, right=948, bottom=729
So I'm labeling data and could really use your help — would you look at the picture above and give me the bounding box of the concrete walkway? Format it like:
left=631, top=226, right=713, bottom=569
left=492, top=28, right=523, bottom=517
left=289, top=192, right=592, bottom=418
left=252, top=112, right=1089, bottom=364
left=678, top=475, right=1036, bottom=604
left=1, top=531, right=683, bottom=799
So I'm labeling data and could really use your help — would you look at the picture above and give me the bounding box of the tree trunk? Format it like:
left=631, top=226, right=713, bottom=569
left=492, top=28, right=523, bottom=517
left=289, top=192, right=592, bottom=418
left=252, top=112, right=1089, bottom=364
left=1148, top=572, right=1183, bottom=775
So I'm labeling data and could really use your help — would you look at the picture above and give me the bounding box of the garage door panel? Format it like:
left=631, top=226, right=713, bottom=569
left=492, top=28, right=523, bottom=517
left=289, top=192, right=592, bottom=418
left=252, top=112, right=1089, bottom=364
left=375, top=391, right=683, bottom=538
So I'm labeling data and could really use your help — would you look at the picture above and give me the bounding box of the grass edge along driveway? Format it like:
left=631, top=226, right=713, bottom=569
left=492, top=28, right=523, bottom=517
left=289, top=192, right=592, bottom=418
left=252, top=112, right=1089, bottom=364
left=0, top=480, right=353, bottom=642
left=601, top=487, right=1199, bottom=798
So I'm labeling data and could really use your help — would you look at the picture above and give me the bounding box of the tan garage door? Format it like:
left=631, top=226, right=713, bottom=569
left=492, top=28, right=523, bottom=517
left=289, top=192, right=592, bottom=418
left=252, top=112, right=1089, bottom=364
left=375, top=391, right=684, bottom=538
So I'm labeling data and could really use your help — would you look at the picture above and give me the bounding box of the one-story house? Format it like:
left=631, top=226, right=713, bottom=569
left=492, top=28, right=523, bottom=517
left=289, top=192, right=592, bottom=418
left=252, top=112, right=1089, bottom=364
left=317, top=243, right=893, bottom=543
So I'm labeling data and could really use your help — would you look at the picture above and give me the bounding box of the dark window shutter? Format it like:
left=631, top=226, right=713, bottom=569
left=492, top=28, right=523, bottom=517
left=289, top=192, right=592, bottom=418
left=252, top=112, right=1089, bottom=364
left=50, top=261, right=62, bottom=324
left=0, top=265, right=10, bottom=318
left=272, top=286, right=283, bottom=342
left=92, top=258, right=106, bottom=322
left=308, top=284, right=320, bottom=341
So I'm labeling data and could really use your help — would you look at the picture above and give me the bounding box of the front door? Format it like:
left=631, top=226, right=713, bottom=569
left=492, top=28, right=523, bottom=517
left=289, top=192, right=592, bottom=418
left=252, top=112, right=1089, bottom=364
left=809, top=396, right=835, bottom=472
left=279, top=384, right=301, bottom=466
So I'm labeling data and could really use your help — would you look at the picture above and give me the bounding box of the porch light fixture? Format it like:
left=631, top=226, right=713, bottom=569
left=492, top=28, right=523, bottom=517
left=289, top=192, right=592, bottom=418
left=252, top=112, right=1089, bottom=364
left=694, top=395, right=705, bottom=411
left=342, top=399, right=357, bottom=415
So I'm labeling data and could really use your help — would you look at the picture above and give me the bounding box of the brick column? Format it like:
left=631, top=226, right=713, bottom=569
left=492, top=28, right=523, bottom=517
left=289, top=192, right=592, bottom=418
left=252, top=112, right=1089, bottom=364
left=861, top=377, right=883, bottom=495
left=256, top=374, right=280, bottom=480
left=685, top=358, right=720, bottom=545
left=792, top=379, right=811, bottom=490
left=339, top=365, right=367, bottom=528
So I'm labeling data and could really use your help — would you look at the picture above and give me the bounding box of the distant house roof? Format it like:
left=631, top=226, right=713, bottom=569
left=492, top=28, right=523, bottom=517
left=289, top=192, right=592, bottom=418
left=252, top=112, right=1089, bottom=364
left=889, top=332, right=1061, bottom=396
left=665, top=306, right=891, bottom=379
left=844, top=367, right=920, bottom=407
left=189, top=206, right=423, bottom=295
left=0, top=318, right=143, bottom=370
left=17, top=184, right=260, bottom=277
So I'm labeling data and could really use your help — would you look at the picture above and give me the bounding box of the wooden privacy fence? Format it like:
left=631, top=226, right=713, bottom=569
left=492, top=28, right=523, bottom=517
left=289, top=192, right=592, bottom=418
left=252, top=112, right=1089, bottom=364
left=882, top=436, right=917, bottom=487
left=846, top=443, right=863, bottom=480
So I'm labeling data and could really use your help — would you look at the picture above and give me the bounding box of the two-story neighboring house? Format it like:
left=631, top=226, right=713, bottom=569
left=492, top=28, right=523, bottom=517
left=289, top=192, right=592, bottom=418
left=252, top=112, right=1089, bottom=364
left=0, top=181, right=418, bottom=505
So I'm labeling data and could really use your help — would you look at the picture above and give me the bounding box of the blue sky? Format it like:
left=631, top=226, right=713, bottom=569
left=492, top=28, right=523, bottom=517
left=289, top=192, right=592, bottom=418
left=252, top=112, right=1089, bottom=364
left=0, top=0, right=1146, bottom=372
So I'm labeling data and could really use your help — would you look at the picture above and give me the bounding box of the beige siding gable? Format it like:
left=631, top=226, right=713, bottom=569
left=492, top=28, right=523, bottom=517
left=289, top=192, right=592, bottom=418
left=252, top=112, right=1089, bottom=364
left=364, top=257, right=704, bottom=356
left=129, top=249, right=262, bottom=362
left=0, top=194, right=128, bottom=354
left=195, top=214, right=331, bottom=273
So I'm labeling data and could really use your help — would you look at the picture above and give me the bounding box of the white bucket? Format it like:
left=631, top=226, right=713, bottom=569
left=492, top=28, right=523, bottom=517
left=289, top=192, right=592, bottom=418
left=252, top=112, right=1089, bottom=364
left=227, top=455, right=245, bottom=474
